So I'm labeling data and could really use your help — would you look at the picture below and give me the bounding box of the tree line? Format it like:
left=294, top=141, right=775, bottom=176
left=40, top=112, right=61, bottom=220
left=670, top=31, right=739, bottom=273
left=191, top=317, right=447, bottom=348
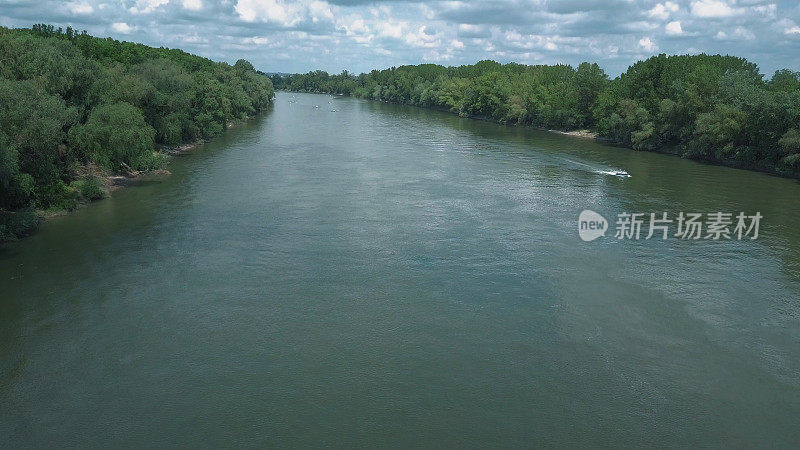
left=0, top=24, right=274, bottom=242
left=271, top=56, right=800, bottom=178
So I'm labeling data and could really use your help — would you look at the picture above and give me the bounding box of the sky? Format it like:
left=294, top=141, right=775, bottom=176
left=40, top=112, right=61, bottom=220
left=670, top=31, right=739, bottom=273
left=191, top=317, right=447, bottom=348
left=1, top=0, right=799, bottom=76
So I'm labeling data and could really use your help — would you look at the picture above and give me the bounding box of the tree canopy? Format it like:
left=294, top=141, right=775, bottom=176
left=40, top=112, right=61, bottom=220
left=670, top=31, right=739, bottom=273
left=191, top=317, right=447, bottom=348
left=0, top=24, right=274, bottom=241
left=272, top=54, right=800, bottom=178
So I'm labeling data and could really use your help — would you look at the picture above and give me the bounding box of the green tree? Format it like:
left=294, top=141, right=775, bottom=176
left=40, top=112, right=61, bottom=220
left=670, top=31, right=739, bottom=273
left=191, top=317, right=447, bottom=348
left=690, top=104, right=746, bottom=160
left=68, top=102, right=157, bottom=170
left=0, top=78, right=76, bottom=208
left=778, top=128, right=800, bottom=171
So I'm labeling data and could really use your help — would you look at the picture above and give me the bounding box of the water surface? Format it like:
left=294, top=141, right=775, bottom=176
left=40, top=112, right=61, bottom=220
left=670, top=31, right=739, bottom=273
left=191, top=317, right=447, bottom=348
left=1, top=92, right=799, bottom=447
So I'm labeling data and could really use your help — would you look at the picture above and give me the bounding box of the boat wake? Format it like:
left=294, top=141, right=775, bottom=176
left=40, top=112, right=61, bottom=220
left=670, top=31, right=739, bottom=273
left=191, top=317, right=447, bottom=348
left=596, top=169, right=631, bottom=178
left=563, top=158, right=631, bottom=178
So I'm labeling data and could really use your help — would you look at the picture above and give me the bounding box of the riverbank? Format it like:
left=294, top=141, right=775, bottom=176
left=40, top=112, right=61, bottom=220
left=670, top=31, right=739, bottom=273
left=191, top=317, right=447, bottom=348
left=2, top=136, right=204, bottom=244
left=278, top=88, right=800, bottom=180
left=0, top=116, right=266, bottom=244
left=46, top=141, right=202, bottom=210
left=272, top=54, right=800, bottom=180
left=0, top=26, right=275, bottom=245
left=550, top=129, right=600, bottom=139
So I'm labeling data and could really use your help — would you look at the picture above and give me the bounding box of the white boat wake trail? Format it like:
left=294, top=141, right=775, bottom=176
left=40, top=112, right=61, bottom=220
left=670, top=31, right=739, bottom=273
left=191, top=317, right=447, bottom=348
left=564, top=158, right=631, bottom=178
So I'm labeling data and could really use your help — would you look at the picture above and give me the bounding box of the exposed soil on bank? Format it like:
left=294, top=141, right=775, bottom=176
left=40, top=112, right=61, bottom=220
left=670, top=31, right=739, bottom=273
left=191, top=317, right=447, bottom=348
left=35, top=140, right=205, bottom=222
left=549, top=129, right=600, bottom=139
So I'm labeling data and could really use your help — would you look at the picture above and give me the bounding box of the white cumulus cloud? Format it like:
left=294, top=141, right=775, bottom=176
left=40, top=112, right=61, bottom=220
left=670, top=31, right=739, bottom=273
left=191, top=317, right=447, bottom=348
left=235, top=0, right=298, bottom=26
left=111, top=22, right=134, bottom=33
left=648, top=2, right=679, bottom=20
left=690, top=0, right=737, bottom=18
left=65, top=1, right=94, bottom=15
left=377, top=21, right=404, bottom=39
left=665, top=21, right=683, bottom=35
left=639, top=36, right=658, bottom=51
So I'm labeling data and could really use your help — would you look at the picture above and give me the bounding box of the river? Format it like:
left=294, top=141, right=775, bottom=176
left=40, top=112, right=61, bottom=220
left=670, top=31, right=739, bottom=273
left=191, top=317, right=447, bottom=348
left=1, top=92, right=799, bottom=447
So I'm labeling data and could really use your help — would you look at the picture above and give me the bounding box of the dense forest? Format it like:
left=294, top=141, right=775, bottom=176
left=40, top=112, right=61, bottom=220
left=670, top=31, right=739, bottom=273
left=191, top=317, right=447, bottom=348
left=0, top=24, right=274, bottom=242
left=271, top=56, right=800, bottom=178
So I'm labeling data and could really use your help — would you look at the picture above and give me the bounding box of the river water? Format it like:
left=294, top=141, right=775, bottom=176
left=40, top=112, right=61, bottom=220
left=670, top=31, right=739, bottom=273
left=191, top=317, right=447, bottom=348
left=1, top=92, right=799, bottom=447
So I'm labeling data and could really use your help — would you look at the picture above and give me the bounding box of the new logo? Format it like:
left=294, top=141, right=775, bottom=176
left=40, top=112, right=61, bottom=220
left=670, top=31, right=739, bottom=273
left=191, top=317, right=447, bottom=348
left=578, top=210, right=608, bottom=241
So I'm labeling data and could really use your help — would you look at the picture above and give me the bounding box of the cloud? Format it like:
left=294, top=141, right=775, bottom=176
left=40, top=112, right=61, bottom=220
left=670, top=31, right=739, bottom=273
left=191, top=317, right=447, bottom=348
left=182, top=0, right=202, bottom=11
left=111, top=22, right=134, bottom=33
left=405, top=26, right=439, bottom=48
left=690, top=0, right=738, bottom=18
left=648, top=2, right=679, bottom=20
left=781, top=19, right=800, bottom=35
left=65, top=1, right=94, bottom=15
left=639, top=36, right=658, bottom=52
left=376, top=21, right=403, bottom=39
left=715, top=26, right=756, bottom=40
left=457, top=23, right=491, bottom=38
left=233, top=0, right=336, bottom=28
left=129, top=0, right=170, bottom=14
left=235, top=0, right=298, bottom=25
left=0, top=0, right=797, bottom=76
left=665, top=21, right=682, bottom=35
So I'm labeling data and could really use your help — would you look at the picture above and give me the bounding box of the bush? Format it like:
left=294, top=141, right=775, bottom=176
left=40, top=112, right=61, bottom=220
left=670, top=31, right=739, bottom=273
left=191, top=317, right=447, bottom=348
left=0, top=171, right=35, bottom=210
left=0, top=207, right=39, bottom=242
left=133, top=152, right=168, bottom=171
left=35, top=179, right=78, bottom=210
left=70, top=175, right=106, bottom=201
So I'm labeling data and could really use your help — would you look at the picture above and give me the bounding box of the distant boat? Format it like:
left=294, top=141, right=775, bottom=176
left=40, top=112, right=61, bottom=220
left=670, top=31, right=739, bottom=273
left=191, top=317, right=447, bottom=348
left=599, top=169, right=631, bottom=178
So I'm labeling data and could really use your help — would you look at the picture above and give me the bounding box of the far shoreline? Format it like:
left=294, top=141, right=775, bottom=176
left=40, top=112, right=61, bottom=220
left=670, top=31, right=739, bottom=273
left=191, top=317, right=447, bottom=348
left=277, top=89, right=800, bottom=181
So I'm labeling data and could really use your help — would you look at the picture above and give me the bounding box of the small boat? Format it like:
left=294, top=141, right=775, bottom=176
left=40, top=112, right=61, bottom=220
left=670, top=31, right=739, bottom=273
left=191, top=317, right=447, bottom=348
left=603, top=170, right=631, bottom=178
